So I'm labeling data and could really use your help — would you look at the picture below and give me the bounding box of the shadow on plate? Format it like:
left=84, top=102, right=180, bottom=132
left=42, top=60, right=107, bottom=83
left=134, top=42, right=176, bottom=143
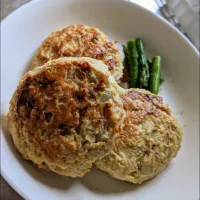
left=80, top=165, right=168, bottom=194
left=1, top=115, right=75, bottom=190
left=1, top=114, right=164, bottom=194
left=81, top=167, right=140, bottom=194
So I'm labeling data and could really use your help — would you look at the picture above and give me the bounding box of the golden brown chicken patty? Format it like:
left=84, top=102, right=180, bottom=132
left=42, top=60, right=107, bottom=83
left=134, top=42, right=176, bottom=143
left=96, top=88, right=182, bottom=184
left=31, top=24, right=123, bottom=81
left=7, top=57, right=124, bottom=177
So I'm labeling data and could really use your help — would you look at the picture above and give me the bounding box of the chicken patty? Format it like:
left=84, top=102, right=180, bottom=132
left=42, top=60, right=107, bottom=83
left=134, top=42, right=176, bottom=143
left=7, top=57, right=124, bottom=177
left=31, top=24, right=123, bottom=81
left=96, top=88, right=182, bottom=184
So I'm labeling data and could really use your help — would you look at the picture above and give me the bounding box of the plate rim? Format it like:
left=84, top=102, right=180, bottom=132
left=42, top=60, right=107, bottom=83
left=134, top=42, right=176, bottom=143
left=1, top=0, right=199, bottom=199
left=1, top=0, right=199, bottom=56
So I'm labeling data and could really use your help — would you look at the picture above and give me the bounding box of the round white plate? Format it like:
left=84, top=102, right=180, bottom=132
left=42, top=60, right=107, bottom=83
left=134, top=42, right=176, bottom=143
left=1, top=0, right=199, bottom=199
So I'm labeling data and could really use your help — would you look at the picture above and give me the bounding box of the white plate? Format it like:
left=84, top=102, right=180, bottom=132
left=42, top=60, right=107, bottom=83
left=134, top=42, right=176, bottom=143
left=1, top=0, right=199, bottom=199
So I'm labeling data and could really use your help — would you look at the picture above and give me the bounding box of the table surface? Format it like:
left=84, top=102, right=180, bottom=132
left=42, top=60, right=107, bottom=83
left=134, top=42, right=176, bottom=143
left=0, top=0, right=159, bottom=199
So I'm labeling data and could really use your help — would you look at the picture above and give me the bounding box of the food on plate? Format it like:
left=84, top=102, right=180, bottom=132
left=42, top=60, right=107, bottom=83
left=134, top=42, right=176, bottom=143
left=96, top=88, right=182, bottom=184
left=127, top=40, right=139, bottom=88
left=7, top=24, right=182, bottom=183
left=123, top=38, right=164, bottom=94
left=149, top=56, right=162, bottom=95
left=148, top=58, right=164, bottom=84
left=31, top=24, right=123, bottom=81
left=7, top=57, right=124, bottom=177
left=135, top=38, right=150, bottom=88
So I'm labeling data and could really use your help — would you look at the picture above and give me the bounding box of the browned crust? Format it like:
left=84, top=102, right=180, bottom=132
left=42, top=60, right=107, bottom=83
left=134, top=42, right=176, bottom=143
left=8, top=57, right=124, bottom=177
left=31, top=25, right=123, bottom=80
left=95, top=88, right=182, bottom=183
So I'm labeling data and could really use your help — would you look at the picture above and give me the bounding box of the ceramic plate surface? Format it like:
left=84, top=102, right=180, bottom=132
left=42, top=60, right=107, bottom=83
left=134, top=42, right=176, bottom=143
left=1, top=0, right=199, bottom=199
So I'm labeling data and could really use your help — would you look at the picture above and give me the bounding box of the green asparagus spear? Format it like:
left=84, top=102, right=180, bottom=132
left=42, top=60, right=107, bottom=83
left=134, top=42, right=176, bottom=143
left=135, top=38, right=150, bottom=88
left=148, top=58, right=164, bottom=84
left=127, top=40, right=139, bottom=88
left=136, top=38, right=146, bottom=65
left=149, top=56, right=161, bottom=94
left=123, top=45, right=129, bottom=68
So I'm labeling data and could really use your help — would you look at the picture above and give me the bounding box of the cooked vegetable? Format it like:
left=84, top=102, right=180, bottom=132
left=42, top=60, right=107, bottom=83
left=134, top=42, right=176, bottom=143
left=123, top=45, right=129, bottom=68
left=123, top=38, right=164, bottom=93
left=148, top=58, right=164, bottom=84
left=127, top=40, right=139, bottom=88
left=136, top=38, right=150, bottom=88
left=149, top=56, right=161, bottom=94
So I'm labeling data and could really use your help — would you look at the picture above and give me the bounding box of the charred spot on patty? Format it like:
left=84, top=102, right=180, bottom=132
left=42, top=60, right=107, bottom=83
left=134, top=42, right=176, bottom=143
left=73, top=90, right=86, bottom=102
left=58, top=123, right=67, bottom=130
left=58, top=124, right=72, bottom=136
left=18, top=95, right=34, bottom=109
left=44, top=112, right=53, bottom=122
left=17, top=89, right=35, bottom=118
